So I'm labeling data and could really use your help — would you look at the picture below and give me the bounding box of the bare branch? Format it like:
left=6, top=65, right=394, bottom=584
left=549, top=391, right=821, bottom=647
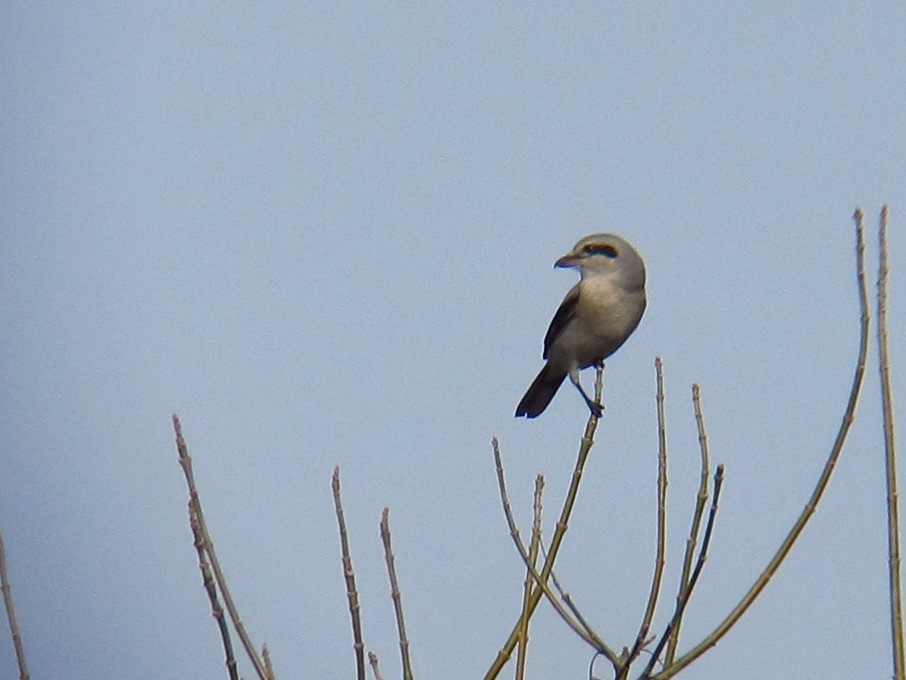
left=0, top=524, right=28, bottom=680
left=877, top=204, right=904, bottom=679
left=665, top=383, right=712, bottom=664
left=171, top=414, right=268, bottom=680
left=542, top=541, right=616, bottom=664
left=189, top=504, right=239, bottom=680
left=624, top=357, right=669, bottom=673
left=380, top=508, right=413, bottom=680
left=262, top=644, right=275, bottom=680
left=332, top=467, right=366, bottom=680
left=644, top=465, right=725, bottom=678
left=491, top=438, right=618, bottom=668
left=368, top=651, right=384, bottom=680
left=516, top=475, right=545, bottom=679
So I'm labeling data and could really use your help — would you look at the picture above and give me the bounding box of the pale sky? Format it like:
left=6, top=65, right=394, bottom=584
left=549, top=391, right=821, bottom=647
left=2, top=3, right=905, bottom=679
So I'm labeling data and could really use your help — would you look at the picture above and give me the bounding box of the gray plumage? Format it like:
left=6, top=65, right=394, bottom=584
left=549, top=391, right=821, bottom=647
left=515, top=233, right=647, bottom=418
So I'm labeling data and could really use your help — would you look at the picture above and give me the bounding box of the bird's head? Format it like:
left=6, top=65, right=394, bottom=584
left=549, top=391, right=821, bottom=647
left=555, top=232, right=646, bottom=289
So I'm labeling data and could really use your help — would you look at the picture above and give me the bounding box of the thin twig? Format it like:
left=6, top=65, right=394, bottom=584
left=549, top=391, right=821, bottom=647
left=651, top=209, right=871, bottom=679
left=0, top=524, right=28, bottom=680
left=332, top=467, right=366, bottom=680
left=491, top=439, right=618, bottom=666
left=368, top=651, right=384, bottom=680
left=262, top=644, right=275, bottom=680
left=877, top=204, right=904, bottom=679
left=665, top=383, right=711, bottom=664
left=542, top=541, right=611, bottom=658
left=380, top=508, right=413, bottom=680
left=485, top=365, right=606, bottom=680
left=623, top=357, right=670, bottom=675
left=516, top=475, right=545, bottom=679
left=644, top=466, right=725, bottom=678
left=189, top=504, right=239, bottom=680
left=171, top=415, right=268, bottom=680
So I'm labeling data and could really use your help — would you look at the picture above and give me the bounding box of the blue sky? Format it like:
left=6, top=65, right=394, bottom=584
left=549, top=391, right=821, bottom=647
left=1, top=3, right=905, bottom=678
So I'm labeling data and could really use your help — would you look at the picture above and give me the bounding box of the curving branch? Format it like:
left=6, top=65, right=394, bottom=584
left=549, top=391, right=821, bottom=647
left=649, top=208, right=871, bottom=679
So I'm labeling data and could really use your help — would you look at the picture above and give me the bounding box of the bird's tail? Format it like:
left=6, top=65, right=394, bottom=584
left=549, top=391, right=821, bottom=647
left=515, top=364, right=566, bottom=418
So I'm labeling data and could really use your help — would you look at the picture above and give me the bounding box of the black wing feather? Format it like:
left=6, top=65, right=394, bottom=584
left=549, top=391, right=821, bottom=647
left=542, top=284, right=579, bottom=360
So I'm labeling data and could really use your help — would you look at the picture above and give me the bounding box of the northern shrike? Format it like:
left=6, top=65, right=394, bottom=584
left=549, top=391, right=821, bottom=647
left=515, top=233, right=646, bottom=418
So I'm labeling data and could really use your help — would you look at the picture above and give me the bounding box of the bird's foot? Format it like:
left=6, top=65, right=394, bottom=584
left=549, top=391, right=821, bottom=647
left=582, top=395, right=604, bottom=418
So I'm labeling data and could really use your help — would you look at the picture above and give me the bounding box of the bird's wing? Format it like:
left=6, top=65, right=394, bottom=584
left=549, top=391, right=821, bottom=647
left=542, top=283, right=579, bottom=360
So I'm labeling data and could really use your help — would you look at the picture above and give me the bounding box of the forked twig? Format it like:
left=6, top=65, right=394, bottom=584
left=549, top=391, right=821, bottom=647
left=649, top=209, right=871, bottom=679
left=643, top=465, right=725, bottom=678
left=332, top=467, right=366, bottom=680
left=189, top=504, right=239, bottom=680
left=877, top=204, right=904, bottom=679
left=171, top=414, right=268, bottom=680
left=485, top=366, right=606, bottom=680
left=665, top=384, right=712, bottom=664
left=0, top=524, right=28, bottom=680
left=380, top=508, right=414, bottom=680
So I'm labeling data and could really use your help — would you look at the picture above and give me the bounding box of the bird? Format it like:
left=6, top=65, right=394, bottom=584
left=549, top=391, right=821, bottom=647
left=515, top=232, right=647, bottom=418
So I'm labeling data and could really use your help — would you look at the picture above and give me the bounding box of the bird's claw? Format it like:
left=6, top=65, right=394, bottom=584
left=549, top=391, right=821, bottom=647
left=582, top=396, right=604, bottom=418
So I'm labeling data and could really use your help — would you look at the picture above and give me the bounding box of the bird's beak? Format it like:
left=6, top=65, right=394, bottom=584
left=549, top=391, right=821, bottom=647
left=554, top=252, right=581, bottom=269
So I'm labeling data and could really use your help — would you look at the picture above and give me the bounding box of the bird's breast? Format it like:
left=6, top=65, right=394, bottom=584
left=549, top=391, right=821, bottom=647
left=550, top=277, right=646, bottom=371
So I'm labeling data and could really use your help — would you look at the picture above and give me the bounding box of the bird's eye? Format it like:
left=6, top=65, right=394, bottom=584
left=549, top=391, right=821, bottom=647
left=582, top=244, right=618, bottom=258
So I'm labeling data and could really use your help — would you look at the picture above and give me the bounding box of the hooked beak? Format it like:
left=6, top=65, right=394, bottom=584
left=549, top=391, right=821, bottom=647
left=554, top=252, right=581, bottom=269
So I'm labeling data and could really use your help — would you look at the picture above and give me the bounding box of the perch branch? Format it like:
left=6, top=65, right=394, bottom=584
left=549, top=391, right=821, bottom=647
left=485, top=366, right=606, bottom=679
left=492, top=439, right=618, bottom=666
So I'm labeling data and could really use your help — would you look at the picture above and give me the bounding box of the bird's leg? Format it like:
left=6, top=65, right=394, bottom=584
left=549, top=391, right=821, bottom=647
left=569, top=370, right=604, bottom=418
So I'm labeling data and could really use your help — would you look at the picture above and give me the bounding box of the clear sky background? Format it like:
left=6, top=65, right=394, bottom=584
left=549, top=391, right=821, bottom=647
left=2, top=3, right=905, bottom=679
